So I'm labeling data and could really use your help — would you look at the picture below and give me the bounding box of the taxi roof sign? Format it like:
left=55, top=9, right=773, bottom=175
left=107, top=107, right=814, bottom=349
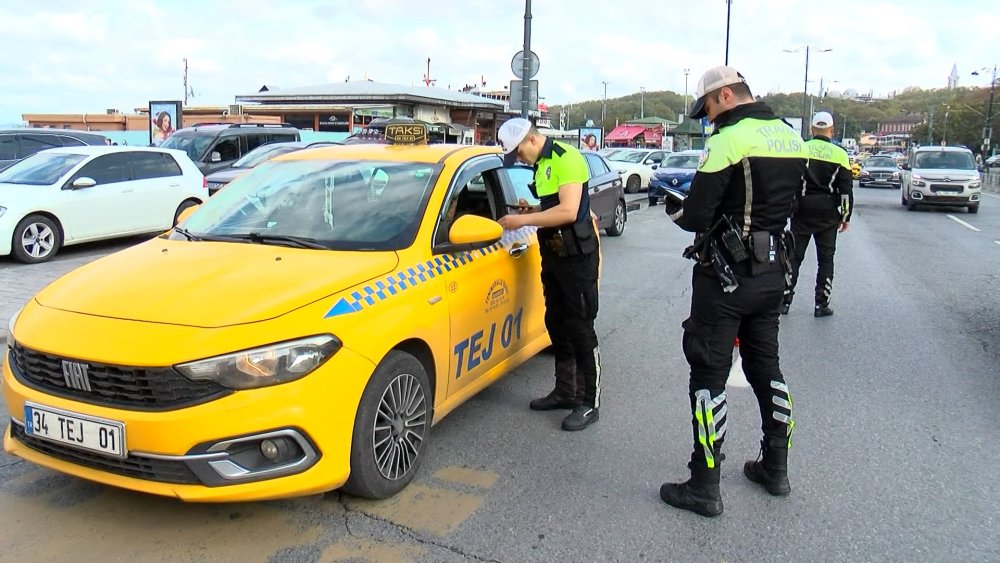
left=384, top=120, right=428, bottom=145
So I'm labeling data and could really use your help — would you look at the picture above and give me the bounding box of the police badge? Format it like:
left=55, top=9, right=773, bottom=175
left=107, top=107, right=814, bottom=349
left=545, top=166, right=552, bottom=179
left=698, top=147, right=711, bottom=170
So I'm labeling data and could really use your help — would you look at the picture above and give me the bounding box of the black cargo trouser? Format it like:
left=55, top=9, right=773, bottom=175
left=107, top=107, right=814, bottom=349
left=540, top=249, right=602, bottom=408
left=787, top=225, right=838, bottom=307
left=682, top=262, right=793, bottom=467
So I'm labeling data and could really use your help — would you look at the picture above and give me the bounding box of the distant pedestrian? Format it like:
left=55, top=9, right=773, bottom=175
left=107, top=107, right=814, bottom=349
left=782, top=111, right=853, bottom=317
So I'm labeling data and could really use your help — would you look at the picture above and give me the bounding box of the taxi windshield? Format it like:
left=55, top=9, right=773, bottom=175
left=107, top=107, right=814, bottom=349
left=179, top=159, right=440, bottom=251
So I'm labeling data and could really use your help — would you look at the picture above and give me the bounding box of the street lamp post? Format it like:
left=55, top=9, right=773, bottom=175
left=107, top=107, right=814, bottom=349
left=683, top=68, right=690, bottom=116
left=971, top=64, right=997, bottom=156
left=784, top=46, right=832, bottom=137
left=602, top=81, right=611, bottom=146
left=725, top=0, right=732, bottom=65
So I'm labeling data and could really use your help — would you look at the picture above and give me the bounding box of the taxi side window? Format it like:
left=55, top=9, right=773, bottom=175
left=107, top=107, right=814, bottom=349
left=502, top=166, right=540, bottom=206
left=436, top=167, right=502, bottom=246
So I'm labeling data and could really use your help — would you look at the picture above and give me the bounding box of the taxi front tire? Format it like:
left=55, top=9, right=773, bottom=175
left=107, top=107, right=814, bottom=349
left=343, top=351, right=432, bottom=499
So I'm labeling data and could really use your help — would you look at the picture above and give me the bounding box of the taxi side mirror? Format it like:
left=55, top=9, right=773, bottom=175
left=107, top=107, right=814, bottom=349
left=445, top=215, right=502, bottom=249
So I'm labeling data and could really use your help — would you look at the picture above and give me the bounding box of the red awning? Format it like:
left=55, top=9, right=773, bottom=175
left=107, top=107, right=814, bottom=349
left=604, top=125, right=645, bottom=141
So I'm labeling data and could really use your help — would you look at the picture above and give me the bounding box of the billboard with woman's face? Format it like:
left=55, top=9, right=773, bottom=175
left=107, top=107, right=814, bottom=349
left=579, top=127, right=602, bottom=151
left=149, top=101, right=182, bottom=146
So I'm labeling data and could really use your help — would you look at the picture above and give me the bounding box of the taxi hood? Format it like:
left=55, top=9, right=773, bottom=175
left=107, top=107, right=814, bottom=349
left=34, top=238, right=399, bottom=328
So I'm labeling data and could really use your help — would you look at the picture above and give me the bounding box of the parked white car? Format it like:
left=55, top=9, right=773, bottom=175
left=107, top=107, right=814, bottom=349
left=0, top=146, right=206, bottom=263
left=604, top=148, right=668, bottom=193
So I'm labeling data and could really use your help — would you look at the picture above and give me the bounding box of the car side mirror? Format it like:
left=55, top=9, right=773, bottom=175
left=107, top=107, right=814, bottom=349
left=446, top=215, right=502, bottom=248
left=651, top=164, right=659, bottom=170
left=209, top=151, right=222, bottom=163
left=71, top=177, right=96, bottom=189
left=901, top=163, right=910, bottom=170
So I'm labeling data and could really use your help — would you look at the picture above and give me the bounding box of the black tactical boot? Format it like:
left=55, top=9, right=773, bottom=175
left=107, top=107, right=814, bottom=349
left=743, top=438, right=791, bottom=496
left=659, top=461, right=724, bottom=517
left=814, top=305, right=834, bottom=317
left=529, top=391, right=579, bottom=411
left=561, top=405, right=599, bottom=431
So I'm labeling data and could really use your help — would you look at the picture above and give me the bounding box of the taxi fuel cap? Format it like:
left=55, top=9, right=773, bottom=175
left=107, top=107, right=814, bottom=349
left=384, top=120, right=428, bottom=145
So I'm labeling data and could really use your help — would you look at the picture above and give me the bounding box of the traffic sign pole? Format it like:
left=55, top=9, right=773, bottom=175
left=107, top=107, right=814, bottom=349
left=521, top=0, right=532, bottom=118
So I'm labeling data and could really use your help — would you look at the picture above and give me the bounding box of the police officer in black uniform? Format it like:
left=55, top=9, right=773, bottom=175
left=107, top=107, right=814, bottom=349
left=659, top=66, right=807, bottom=517
left=497, top=118, right=602, bottom=432
left=783, top=111, right=853, bottom=317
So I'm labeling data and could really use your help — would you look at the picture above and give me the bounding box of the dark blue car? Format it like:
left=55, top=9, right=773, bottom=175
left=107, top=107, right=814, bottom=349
left=648, top=150, right=701, bottom=206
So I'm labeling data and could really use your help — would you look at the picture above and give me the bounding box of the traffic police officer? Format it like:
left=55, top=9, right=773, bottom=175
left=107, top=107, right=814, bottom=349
left=497, top=118, right=602, bottom=432
left=783, top=111, right=853, bottom=317
left=659, top=66, right=807, bottom=517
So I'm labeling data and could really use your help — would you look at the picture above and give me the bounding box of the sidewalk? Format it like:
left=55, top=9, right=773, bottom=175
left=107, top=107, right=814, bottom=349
left=0, top=253, right=107, bottom=345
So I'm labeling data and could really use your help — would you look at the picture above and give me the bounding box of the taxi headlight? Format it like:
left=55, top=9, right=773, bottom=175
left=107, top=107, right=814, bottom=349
left=6, top=307, right=20, bottom=350
left=176, top=335, right=342, bottom=390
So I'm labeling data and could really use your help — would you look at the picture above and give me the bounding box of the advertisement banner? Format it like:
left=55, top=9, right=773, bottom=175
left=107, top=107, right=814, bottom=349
left=578, top=127, right=602, bottom=151
left=149, top=100, right=182, bottom=146
left=662, top=135, right=674, bottom=152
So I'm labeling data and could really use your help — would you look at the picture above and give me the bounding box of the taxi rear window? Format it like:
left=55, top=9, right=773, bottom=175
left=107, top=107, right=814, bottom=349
left=183, top=159, right=441, bottom=251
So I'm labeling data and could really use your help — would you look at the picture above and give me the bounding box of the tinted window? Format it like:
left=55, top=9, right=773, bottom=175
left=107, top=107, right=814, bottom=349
left=18, top=134, right=63, bottom=158
left=646, top=151, right=665, bottom=164
left=272, top=133, right=298, bottom=143
left=0, top=134, right=16, bottom=160
left=130, top=152, right=182, bottom=180
left=865, top=157, right=895, bottom=168
left=71, top=153, right=131, bottom=185
left=160, top=133, right=214, bottom=161
left=243, top=134, right=269, bottom=153
left=182, top=159, right=439, bottom=251
left=0, top=152, right=86, bottom=185
left=213, top=138, right=240, bottom=162
left=584, top=154, right=607, bottom=178
left=59, top=136, right=87, bottom=147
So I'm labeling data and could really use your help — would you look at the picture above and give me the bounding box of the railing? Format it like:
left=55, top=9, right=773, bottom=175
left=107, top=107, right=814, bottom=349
left=984, top=170, right=1000, bottom=193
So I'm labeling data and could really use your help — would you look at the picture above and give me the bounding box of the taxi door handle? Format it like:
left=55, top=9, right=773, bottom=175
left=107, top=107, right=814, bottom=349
left=509, top=242, right=529, bottom=258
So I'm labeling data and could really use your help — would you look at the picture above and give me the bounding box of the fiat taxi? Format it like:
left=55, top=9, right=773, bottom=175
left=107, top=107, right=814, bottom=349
left=3, top=123, right=551, bottom=501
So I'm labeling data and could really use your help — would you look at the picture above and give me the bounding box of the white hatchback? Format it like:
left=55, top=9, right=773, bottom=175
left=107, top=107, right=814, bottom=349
left=0, top=146, right=206, bottom=263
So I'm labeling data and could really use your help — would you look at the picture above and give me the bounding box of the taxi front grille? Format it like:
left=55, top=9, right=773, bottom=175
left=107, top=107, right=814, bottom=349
left=10, top=422, right=201, bottom=485
left=9, top=343, right=231, bottom=411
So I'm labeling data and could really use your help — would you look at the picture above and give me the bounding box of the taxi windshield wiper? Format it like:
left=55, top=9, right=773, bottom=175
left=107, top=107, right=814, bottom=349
left=226, top=232, right=329, bottom=250
left=173, top=227, right=202, bottom=241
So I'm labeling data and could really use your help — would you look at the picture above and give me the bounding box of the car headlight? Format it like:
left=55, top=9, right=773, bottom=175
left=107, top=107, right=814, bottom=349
left=860, top=171, right=870, bottom=176
left=912, top=180, right=926, bottom=187
left=912, top=174, right=922, bottom=180
left=969, top=179, right=981, bottom=188
left=6, top=307, right=20, bottom=350
left=176, top=335, right=342, bottom=390
left=892, top=172, right=900, bottom=178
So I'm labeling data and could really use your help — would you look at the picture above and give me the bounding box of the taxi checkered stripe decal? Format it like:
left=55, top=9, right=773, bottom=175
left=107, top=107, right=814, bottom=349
left=324, top=227, right=537, bottom=318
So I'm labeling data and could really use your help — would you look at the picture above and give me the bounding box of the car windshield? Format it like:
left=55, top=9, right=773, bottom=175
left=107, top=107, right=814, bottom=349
left=0, top=152, right=86, bottom=185
left=663, top=155, right=699, bottom=169
left=865, top=157, right=896, bottom=168
left=914, top=152, right=976, bottom=170
left=179, top=159, right=440, bottom=251
left=608, top=150, right=648, bottom=163
left=159, top=133, right=213, bottom=161
left=232, top=144, right=301, bottom=169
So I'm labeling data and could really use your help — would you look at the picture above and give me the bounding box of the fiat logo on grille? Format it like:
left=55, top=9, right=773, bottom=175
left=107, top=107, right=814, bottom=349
left=61, top=360, right=92, bottom=392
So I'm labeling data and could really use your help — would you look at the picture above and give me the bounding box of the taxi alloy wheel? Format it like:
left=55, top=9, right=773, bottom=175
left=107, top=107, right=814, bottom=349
left=12, top=214, right=62, bottom=264
left=606, top=200, right=626, bottom=237
left=343, top=351, right=431, bottom=499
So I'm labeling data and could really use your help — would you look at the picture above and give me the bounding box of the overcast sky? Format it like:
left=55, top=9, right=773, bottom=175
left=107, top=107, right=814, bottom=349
left=1, top=0, right=997, bottom=124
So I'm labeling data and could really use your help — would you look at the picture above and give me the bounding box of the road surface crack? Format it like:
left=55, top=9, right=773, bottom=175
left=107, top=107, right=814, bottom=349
left=0, top=459, right=24, bottom=469
left=336, top=493, right=502, bottom=563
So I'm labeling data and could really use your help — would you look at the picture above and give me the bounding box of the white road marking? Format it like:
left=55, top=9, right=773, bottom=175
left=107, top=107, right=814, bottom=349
left=947, top=215, right=981, bottom=232
left=981, top=192, right=1000, bottom=200
left=729, top=347, right=750, bottom=388
left=995, top=240, right=1000, bottom=247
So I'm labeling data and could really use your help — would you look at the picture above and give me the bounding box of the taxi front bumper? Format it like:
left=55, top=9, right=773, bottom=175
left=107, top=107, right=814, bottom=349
left=2, top=343, right=375, bottom=502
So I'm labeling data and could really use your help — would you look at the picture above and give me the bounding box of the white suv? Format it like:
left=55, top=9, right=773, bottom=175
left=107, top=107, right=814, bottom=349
left=901, top=146, right=982, bottom=213
left=0, top=146, right=206, bottom=263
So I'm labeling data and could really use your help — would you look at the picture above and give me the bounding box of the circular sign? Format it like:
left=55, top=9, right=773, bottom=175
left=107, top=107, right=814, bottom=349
left=511, top=50, right=540, bottom=79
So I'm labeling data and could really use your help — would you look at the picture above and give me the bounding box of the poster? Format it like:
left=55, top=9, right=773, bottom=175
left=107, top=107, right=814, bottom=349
left=149, top=100, right=182, bottom=146
left=578, top=127, right=602, bottom=151
left=662, top=135, right=674, bottom=152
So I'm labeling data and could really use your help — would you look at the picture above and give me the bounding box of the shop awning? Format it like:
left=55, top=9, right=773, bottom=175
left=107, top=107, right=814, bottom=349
left=605, top=125, right=645, bottom=141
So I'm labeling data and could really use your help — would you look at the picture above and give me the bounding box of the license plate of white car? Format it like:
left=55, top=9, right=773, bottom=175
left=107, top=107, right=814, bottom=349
left=24, top=402, right=127, bottom=459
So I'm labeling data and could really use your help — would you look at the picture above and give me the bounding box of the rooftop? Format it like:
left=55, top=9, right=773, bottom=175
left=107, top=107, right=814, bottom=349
left=236, top=81, right=507, bottom=111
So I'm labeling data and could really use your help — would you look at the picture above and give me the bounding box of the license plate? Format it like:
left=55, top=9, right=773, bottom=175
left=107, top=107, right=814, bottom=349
left=24, top=402, right=127, bottom=459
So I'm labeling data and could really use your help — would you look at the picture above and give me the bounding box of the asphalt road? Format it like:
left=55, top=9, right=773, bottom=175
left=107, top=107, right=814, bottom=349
left=1, top=186, right=998, bottom=562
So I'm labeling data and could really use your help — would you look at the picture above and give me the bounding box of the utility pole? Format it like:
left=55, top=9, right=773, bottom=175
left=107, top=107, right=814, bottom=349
left=927, top=107, right=935, bottom=144
left=725, top=0, right=732, bottom=65
left=520, top=0, right=532, bottom=119
left=683, top=69, right=690, bottom=116
left=183, top=58, right=189, bottom=106
left=640, top=86, right=645, bottom=119
left=602, top=81, right=610, bottom=145
left=784, top=46, right=832, bottom=137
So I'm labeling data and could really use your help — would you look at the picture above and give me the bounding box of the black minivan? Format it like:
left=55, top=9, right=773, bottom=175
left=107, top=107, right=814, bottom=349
left=0, top=129, right=109, bottom=171
left=159, top=123, right=300, bottom=175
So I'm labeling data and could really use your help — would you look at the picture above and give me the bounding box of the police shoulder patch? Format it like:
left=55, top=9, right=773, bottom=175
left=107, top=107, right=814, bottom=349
left=545, top=166, right=552, bottom=179
left=698, top=147, right=711, bottom=170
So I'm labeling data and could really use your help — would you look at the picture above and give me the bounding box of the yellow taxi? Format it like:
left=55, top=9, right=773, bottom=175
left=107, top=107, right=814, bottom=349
left=3, top=124, right=551, bottom=502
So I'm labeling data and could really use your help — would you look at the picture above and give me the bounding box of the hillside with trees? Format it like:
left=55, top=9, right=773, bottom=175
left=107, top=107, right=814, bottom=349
left=550, top=85, right=996, bottom=151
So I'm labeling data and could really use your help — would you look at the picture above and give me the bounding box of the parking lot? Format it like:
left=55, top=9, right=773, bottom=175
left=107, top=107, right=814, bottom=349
left=1, top=187, right=998, bottom=561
